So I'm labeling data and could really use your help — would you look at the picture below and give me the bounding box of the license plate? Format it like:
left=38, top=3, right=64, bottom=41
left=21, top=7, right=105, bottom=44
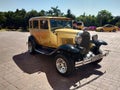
left=75, top=54, right=103, bottom=67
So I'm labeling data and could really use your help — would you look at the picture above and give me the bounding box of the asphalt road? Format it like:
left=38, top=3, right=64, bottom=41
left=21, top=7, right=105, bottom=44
left=0, top=31, right=120, bottom=90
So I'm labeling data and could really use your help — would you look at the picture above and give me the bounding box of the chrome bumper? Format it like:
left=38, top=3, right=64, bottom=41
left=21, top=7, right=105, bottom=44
left=75, top=50, right=109, bottom=67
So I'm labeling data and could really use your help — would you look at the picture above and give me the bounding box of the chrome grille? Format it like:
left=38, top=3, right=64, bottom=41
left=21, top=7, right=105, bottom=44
left=80, top=31, right=90, bottom=54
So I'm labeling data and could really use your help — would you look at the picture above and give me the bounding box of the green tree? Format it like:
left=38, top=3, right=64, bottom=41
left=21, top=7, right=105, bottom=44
left=85, top=15, right=97, bottom=26
left=116, top=21, right=120, bottom=27
left=111, top=16, right=120, bottom=25
left=46, top=10, right=53, bottom=16
left=39, top=10, right=46, bottom=16
left=25, top=9, right=38, bottom=19
left=14, top=9, right=26, bottom=29
left=1, top=7, right=119, bottom=31
left=50, top=6, right=63, bottom=16
left=25, top=10, right=39, bottom=28
left=0, top=12, right=7, bottom=28
left=4, top=11, right=15, bottom=29
left=97, top=10, right=112, bottom=26
left=77, top=13, right=98, bottom=26
left=66, top=9, right=75, bottom=19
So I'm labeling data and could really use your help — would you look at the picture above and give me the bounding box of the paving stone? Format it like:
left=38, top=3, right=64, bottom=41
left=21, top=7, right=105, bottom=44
left=0, top=31, right=120, bottom=90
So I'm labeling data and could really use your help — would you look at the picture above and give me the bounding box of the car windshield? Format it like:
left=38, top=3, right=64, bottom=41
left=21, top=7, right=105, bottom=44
left=104, top=24, right=113, bottom=27
left=50, top=19, right=72, bottom=32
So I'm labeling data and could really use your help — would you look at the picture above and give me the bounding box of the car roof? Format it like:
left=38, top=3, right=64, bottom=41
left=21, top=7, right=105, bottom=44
left=29, top=16, right=72, bottom=21
left=104, top=24, right=113, bottom=26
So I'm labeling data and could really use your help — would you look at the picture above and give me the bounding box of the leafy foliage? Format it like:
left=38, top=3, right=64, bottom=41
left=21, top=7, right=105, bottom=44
left=65, top=9, right=75, bottom=19
left=0, top=7, right=120, bottom=31
left=97, top=10, right=112, bottom=26
left=77, top=13, right=97, bottom=26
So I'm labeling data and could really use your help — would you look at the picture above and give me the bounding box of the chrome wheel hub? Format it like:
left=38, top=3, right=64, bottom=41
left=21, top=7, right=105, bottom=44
left=56, top=58, right=67, bottom=74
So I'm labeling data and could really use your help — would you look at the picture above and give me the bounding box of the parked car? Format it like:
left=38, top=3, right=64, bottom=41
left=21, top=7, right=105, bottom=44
left=88, top=26, right=96, bottom=30
left=118, top=27, right=120, bottom=31
left=77, top=21, right=84, bottom=30
left=96, top=24, right=119, bottom=32
left=28, top=16, right=109, bottom=76
left=83, top=26, right=89, bottom=30
left=73, top=21, right=84, bottom=30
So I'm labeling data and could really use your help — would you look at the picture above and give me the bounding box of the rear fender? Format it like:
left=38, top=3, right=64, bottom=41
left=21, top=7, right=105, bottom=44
left=28, top=35, right=37, bottom=48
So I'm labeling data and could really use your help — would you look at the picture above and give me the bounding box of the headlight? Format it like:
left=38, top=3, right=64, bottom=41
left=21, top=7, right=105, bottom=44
left=75, top=36, right=82, bottom=44
left=75, top=32, right=83, bottom=44
left=92, top=34, right=98, bottom=41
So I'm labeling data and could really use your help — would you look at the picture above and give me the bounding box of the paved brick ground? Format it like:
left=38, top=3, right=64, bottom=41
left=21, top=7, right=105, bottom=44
left=0, top=31, right=120, bottom=90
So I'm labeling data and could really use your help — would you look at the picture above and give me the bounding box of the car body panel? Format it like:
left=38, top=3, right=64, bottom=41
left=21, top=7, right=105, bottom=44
left=28, top=16, right=109, bottom=76
left=96, top=24, right=118, bottom=32
left=29, top=17, right=79, bottom=48
left=73, top=21, right=84, bottom=30
left=55, top=29, right=79, bottom=46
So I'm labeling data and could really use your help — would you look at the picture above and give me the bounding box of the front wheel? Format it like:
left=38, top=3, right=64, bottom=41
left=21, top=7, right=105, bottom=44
left=100, top=29, right=104, bottom=32
left=55, top=54, right=75, bottom=76
left=112, top=29, right=116, bottom=32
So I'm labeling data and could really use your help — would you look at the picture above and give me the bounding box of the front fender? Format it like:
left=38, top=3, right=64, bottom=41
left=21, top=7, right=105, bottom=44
left=58, top=44, right=79, bottom=53
left=91, top=40, right=108, bottom=53
left=91, top=40, right=108, bottom=55
left=93, top=40, right=108, bottom=47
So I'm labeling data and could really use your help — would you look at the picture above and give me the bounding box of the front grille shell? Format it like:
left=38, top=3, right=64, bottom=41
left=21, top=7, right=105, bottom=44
left=78, top=31, right=90, bottom=54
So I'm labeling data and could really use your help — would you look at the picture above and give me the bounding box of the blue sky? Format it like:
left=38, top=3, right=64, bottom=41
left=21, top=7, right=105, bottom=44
left=0, top=0, right=120, bottom=16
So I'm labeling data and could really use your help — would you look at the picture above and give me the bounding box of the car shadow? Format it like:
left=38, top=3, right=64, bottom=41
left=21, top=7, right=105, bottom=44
left=13, top=52, right=105, bottom=90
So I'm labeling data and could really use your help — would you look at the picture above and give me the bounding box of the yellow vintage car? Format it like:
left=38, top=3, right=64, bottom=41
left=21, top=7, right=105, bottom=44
left=96, top=24, right=119, bottom=32
left=28, top=16, right=109, bottom=76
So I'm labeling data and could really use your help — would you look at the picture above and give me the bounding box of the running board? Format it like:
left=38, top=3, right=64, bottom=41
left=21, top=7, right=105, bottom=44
left=35, top=49, right=46, bottom=54
left=35, top=48, right=57, bottom=55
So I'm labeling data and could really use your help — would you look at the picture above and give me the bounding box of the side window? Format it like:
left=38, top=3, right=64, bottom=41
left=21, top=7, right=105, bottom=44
left=105, top=25, right=112, bottom=27
left=109, top=25, right=112, bottom=27
left=106, top=25, right=109, bottom=27
left=40, top=20, right=48, bottom=29
left=33, top=20, right=39, bottom=29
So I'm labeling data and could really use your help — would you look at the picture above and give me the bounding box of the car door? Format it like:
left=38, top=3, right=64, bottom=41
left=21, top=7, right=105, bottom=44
left=29, top=19, right=40, bottom=43
left=104, top=25, right=112, bottom=31
left=30, top=19, right=50, bottom=47
left=38, top=19, right=50, bottom=46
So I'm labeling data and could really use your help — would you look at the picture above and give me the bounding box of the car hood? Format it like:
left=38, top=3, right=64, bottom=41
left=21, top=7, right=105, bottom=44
left=55, top=28, right=81, bottom=45
left=115, top=26, right=118, bottom=28
left=96, top=27, right=103, bottom=30
left=55, top=28, right=80, bottom=34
